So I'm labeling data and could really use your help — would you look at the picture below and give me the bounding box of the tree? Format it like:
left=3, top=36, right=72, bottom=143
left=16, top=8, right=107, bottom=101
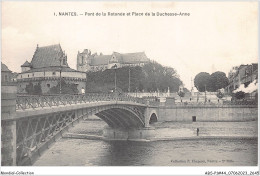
left=25, top=82, right=42, bottom=95
left=234, top=91, right=245, bottom=100
left=33, top=82, right=42, bottom=94
left=48, top=79, right=79, bottom=94
left=85, top=62, right=184, bottom=93
left=216, top=91, right=224, bottom=99
left=194, top=72, right=211, bottom=92
left=194, top=71, right=229, bottom=92
left=210, top=71, right=229, bottom=91
left=178, top=91, right=185, bottom=98
left=25, top=82, right=34, bottom=94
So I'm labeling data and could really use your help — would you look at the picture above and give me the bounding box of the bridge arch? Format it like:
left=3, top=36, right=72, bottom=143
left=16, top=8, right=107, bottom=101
left=94, top=105, right=145, bottom=129
left=145, top=109, right=159, bottom=125
left=149, top=113, right=158, bottom=124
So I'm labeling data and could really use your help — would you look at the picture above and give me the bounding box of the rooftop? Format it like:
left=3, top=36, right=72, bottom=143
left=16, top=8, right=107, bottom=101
left=1, top=62, right=11, bottom=72
left=31, top=44, right=68, bottom=69
left=88, top=51, right=149, bottom=66
left=21, top=60, right=31, bottom=67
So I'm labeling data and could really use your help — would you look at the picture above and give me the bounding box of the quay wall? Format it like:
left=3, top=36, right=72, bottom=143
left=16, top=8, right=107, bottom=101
left=103, top=127, right=155, bottom=141
left=157, top=105, right=257, bottom=122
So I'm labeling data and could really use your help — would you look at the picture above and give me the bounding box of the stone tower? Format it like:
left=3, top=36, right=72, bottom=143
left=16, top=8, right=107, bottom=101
left=77, top=49, right=91, bottom=72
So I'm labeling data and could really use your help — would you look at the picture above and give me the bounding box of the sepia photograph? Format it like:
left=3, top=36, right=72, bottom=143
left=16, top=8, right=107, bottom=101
left=1, top=1, right=259, bottom=175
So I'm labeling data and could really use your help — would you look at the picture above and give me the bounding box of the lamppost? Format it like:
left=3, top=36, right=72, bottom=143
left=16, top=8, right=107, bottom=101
left=59, top=58, right=62, bottom=94
left=204, top=84, right=207, bottom=102
left=128, top=67, right=131, bottom=93
left=112, top=64, right=117, bottom=93
left=251, top=64, right=254, bottom=82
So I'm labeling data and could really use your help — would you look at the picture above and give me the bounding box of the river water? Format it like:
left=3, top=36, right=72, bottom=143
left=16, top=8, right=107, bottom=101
left=34, top=119, right=258, bottom=166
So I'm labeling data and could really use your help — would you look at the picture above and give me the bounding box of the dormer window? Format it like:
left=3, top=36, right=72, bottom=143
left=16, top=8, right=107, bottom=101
left=63, top=59, right=66, bottom=65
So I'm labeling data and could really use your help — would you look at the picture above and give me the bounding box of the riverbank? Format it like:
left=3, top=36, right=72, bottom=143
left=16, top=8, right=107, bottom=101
left=63, top=132, right=257, bottom=142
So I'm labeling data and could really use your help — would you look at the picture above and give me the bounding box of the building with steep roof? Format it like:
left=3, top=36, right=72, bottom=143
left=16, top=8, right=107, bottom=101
left=77, top=49, right=150, bottom=72
left=21, top=61, right=31, bottom=72
left=17, top=44, right=87, bottom=94
left=1, top=62, right=12, bottom=83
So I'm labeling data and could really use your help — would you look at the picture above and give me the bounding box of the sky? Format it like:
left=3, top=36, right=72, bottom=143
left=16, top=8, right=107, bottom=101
left=2, top=1, right=258, bottom=90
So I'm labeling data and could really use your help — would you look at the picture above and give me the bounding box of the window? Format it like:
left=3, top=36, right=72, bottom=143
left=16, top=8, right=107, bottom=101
left=47, top=84, right=50, bottom=88
left=28, top=75, right=29, bottom=77
left=82, top=56, right=84, bottom=64
left=52, top=72, right=56, bottom=75
left=5, top=75, right=7, bottom=81
left=32, top=73, right=34, bottom=77
left=63, top=59, right=66, bottom=65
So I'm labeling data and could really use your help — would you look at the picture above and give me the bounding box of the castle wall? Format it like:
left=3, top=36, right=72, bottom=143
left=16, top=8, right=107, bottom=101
left=21, top=67, right=30, bottom=72
left=17, top=71, right=86, bottom=94
left=18, top=71, right=86, bottom=80
left=17, top=79, right=86, bottom=94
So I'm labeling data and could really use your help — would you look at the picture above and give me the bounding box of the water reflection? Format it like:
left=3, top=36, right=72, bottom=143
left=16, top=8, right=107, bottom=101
left=99, top=141, right=155, bottom=166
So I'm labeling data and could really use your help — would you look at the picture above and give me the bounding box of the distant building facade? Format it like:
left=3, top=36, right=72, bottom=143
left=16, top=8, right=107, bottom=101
left=226, top=63, right=258, bottom=93
left=77, top=49, right=150, bottom=72
left=17, top=44, right=87, bottom=94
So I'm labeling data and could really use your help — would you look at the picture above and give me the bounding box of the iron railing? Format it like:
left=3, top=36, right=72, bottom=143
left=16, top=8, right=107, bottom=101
left=16, top=93, right=147, bottom=110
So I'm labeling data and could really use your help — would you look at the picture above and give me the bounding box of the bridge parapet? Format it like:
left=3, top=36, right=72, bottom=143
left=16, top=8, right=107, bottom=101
left=169, top=102, right=257, bottom=108
left=16, top=93, right=146, bottom=110
left=146, top=100, right=160, bottom=107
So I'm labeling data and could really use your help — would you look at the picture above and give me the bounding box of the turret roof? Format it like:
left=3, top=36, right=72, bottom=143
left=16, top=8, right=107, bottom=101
left=21, top=60, right=31, bottom=67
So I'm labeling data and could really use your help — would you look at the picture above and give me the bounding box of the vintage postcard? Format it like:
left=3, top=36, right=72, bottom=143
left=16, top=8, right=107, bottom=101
left=1, top=1, right=258, bottom=175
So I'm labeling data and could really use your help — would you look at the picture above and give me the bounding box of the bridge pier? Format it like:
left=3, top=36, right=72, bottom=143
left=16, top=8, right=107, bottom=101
left=1, top=83, right=17, bottom=166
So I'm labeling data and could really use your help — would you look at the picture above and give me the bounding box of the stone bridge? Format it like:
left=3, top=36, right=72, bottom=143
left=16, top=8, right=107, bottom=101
left=1, top=84, right=159, bottom=166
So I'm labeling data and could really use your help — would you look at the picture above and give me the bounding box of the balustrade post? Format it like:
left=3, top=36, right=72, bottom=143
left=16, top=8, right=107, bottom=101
left=1, top=82, right=17, bottom=166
